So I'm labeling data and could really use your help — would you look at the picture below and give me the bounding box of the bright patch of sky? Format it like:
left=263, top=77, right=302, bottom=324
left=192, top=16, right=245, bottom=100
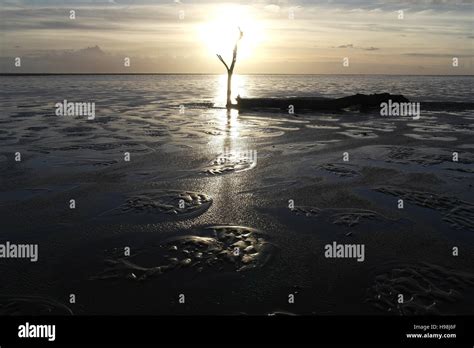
left=1, top=0, right=472, bottom=74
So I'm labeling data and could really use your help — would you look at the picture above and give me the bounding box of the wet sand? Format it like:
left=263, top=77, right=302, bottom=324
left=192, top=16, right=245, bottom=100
left=1, top=104, right=474, bottom=316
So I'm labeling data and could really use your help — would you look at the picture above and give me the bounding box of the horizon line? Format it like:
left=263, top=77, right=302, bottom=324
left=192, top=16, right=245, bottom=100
left=1, top=73, right=473, bottom=77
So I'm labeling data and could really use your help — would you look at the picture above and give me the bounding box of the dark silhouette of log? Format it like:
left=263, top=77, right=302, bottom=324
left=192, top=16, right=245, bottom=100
left=217, top=27, right=243, bottom=109
left=236, top=93, right=410, bottom=112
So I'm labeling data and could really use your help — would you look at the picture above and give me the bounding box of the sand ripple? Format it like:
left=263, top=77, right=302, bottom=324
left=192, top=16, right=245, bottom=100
left=319, top=163, right=360, bottom=177
left=291, top=206, right=395, bottom=227
left=404, top=133, right=457, bottom=141
left=366, top=263, right=474, bottom=315
left=377, top=187, right=474, bottom=231
left=92, top=225, right=275, bottom=281
left=373, top=146, right=474, bottom=166
left=206, top=152, right=256, bottom=175
left=103, top=190, right=212, bottom=218
left=0, top=296, right=73, bottom=315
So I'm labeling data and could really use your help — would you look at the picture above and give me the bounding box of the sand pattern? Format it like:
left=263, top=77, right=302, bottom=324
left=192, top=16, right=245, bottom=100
left=306, top=124, right=341, bottom=130
left=318, top=163, right=360, bottom=177
left=376, top=187, right=474, bottom=231
left=291, top=206, right=394, bottom=227
left=341, top=120, right=396, bottom=133
left=276, top=140, right=341, bottom=156
left=104, top=190, right=212, bottom=217
left=381, top=146, right=474, bottom=166
left=339, top=129, right=378, bottom=139
left=0, top=296, right=73, bottom=315
left=407, top=121, right=474, bottom=134
left=404, top=133, right=457, bottom=142
left=92, top=225, right=275, bottom=281
left=366, top=263, right=474, bottom=315
left=206, top=152, right=257, bottom=175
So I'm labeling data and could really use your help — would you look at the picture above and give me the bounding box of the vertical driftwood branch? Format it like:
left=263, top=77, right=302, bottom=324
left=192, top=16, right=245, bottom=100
left=216, top=27, right=243, bottom=108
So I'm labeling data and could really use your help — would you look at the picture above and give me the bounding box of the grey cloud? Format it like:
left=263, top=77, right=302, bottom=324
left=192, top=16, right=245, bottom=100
left=335, top=44, right=380, bottom=51
left=403, top=53, right=474, bottom=57
left=336, top=44, right=354, bottom=48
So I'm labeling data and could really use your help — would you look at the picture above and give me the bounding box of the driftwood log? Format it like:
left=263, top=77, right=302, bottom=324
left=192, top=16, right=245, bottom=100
left=236, top=93, right=410, bottom=112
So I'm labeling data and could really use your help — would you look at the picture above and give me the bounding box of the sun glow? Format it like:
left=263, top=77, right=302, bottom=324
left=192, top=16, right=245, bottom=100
left=198, top=5, right=264, bottom=61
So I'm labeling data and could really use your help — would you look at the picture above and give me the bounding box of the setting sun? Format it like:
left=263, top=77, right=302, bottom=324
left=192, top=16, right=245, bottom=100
left=198, top=5, right=264, bottom=60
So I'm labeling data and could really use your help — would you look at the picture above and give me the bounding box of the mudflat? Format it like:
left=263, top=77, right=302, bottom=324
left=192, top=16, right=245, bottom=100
left=1, top=99, right=473, bottom=315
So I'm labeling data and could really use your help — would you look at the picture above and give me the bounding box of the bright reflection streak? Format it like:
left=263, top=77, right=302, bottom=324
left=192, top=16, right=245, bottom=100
left=215, top=74, right=247, bottom=109
left=215, top=105, right=240, bottom=139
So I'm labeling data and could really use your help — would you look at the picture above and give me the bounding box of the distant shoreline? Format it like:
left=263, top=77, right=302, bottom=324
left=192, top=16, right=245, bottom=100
left=1, top=73, right=473, bottom=77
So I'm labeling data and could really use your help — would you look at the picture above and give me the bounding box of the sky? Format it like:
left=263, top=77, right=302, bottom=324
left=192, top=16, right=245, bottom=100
left=0, top=0, right=473, bottom=74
